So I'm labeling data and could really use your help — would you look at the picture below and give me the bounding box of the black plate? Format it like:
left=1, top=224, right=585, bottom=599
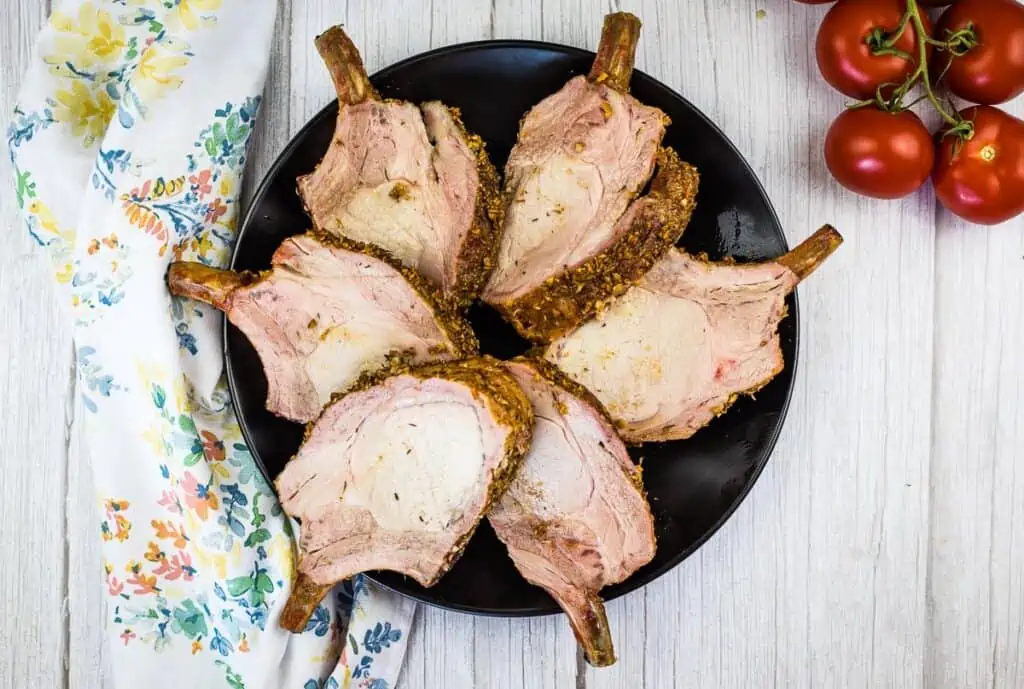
left=227, top=41, right=797, bottom=616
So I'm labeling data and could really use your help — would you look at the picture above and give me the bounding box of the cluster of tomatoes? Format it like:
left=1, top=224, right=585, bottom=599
left=797, top=0, right=1024, bottom=225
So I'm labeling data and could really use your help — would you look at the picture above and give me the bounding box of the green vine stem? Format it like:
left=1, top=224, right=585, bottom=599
left=859, top=0, right=977, bottom=141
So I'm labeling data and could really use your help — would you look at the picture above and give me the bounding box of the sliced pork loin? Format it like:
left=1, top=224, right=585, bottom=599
left=167, top=232, right=477, bottom=423
left=297, top=26, right=502, bottom=306
left=489, top=358, right=655, bottom=667
left=275, top=357, right=534, bottom=631
left=482, top=13, right=699, bottom=342
left=545, top=226, right=843, bottom=442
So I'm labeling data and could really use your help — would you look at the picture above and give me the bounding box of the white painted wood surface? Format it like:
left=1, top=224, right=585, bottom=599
left=2, top=1, right=1022, bottom=687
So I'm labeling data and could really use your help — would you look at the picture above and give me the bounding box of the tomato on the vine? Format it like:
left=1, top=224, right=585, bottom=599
left=816, top=0, right=933, bottom=99
left=825, top=107, right=934, bottom=199
left=934, top=0, right=1024, bottom=105
left=933, top=106, right=1024, bottom=225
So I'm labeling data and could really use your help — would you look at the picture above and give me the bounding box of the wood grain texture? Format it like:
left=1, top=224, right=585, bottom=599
left=927, top=97, right=1024, bottom=689
left=0, top=2, right=73, bottom=688
left=3, top=0, right=1024, bottom=688
left=577, top=3, right=931, bottom=687
left=67, top=401, right=113, bottom=689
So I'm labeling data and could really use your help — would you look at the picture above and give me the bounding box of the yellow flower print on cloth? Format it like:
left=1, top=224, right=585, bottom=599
left=47, top=4, right=128, bottom=70
left=39, top=1, right=225, bottom=141
left=133, top=42, right=190, bottom=103
left=52, top=79, right=116, bottom=144
left=166, top=0, right=223, bottom=31
left=9, top=2, right=415, bottom=687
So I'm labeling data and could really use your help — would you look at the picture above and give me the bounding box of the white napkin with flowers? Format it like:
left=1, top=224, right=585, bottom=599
left=8, top=2, right=416, bottom=687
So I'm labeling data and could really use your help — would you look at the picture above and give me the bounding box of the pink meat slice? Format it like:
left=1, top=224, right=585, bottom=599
left=299, top=101, right=480, bottom=292
left=545, top=226, right=843, bottom=442
left=489, top=359, right=655, bottom=667
left=167, top=233, right=476, bottom=423
left=296, top=26, right=499, bottom=304
left=482, top=74, right=667, bottom=302
left=274, top=358, right=533, bottom=632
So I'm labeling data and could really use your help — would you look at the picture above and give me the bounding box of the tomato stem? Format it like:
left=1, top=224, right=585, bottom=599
left=906, top=0, right=961, bottom=126
left=942, top=22, right=980, bottom=57
left=863, top=0, right=970, bottom=136
left=881, top=12, right=912, bottom=48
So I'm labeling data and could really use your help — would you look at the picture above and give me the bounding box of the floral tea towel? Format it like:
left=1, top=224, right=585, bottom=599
left=8, top=2, right=417, bottom=688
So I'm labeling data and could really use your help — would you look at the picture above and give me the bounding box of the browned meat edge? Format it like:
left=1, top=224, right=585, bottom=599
left=297, top=25, right=502, bottom=307
left=511, top=356, right=644, bottom=492
left=313, top=25, right=380, bottom=105
left=588, top=12, right=642, bottom=92
left=635, top=224, right=844, bottom=437
left=166, top=263, right=255, bottom=311
left=305, top=229, right=480, bottom=356
left=166, top=230, right=481, bottom=357
left=445, top=106, right=505, bottom=308
left=495, top=147, right=700, bottom=344
left=572, top=593, right=616, bottom=667
left=279, top=356, right=534, bottom=632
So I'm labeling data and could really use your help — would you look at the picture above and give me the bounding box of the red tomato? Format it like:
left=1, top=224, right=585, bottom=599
left=933, top=106, right=1024, bottom=225
left=920, top=0, right=955, bottom=5
left=825, top=107, right=934, bottom=199
left=934, top=0, right=1024, bottom=105
left=816, top=0, right=933, bottom=99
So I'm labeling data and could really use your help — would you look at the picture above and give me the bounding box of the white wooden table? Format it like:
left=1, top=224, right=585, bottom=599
left=2, top=1, right=1023, bottom=687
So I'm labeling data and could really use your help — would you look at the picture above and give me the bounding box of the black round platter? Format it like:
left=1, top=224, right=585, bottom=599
left=226, top=40, right=797, bottom=616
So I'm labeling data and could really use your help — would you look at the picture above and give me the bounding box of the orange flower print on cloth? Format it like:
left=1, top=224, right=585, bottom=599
left=201, top=430, right=226, bottom=462
left=9, top=2, right=415, bottom=688
left=101, top=498, right=132, bottom=542
left=180, top=471, right=220, bottom=520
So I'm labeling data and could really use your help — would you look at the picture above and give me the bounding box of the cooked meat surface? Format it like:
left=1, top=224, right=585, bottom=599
left=275, top=357, right=533, bottom=631
left=167, top=232, right=477, bottom=423
left=297, top=26, right=501, bottom=305
left=482, top=13, right=699, bottom=342
left=545, top=226, right=843, bottom=442
left=489, top=358, right=655, bottom=667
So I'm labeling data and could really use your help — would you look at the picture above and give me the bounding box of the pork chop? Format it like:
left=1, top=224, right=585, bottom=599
left=545, top=226, right=843, bottom=442
left=482, top=13, right=699, bottom=342
left=297, top=26, right=502, bottom=306
left=166, top=232, right=477, bottom=423
left=489, top=358, right=655, bottom=667
left=276, top=357, right=533, bottom=631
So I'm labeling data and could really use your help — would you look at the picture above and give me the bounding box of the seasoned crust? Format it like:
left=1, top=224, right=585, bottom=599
left=352, top=357, right=535, bottom=584
left=283, top=357, right=533, bottom=612
left=446, top=106, right=505, bottom=308
left=509, top=355, right=647, bottom=495
left=302, top=229, right=479, bottom=357
left=587, top=12, right=642, bottom=93
left=494, top=147, right=700, bottom=344
left=295, top=94, right=501, bottom=309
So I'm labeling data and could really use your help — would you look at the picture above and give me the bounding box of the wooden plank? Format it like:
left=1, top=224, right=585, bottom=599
left=0, top=3, right=73, bottom=688
left=66, top=404, right=113, bottom=689
left=926, top=97, right=1024, bottom=689
left=241, top=3, right=294, bottom=208
left=40, top=1, right=1024, bottom=688
left=587, top=2, right=933, bottom=688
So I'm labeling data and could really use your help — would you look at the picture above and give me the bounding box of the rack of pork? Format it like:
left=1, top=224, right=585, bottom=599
left=166, top=12, right=842, bottom=667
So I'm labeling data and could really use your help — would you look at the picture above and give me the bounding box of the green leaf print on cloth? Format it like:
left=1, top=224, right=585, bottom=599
left=8, top=2, right=416, bottom=688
